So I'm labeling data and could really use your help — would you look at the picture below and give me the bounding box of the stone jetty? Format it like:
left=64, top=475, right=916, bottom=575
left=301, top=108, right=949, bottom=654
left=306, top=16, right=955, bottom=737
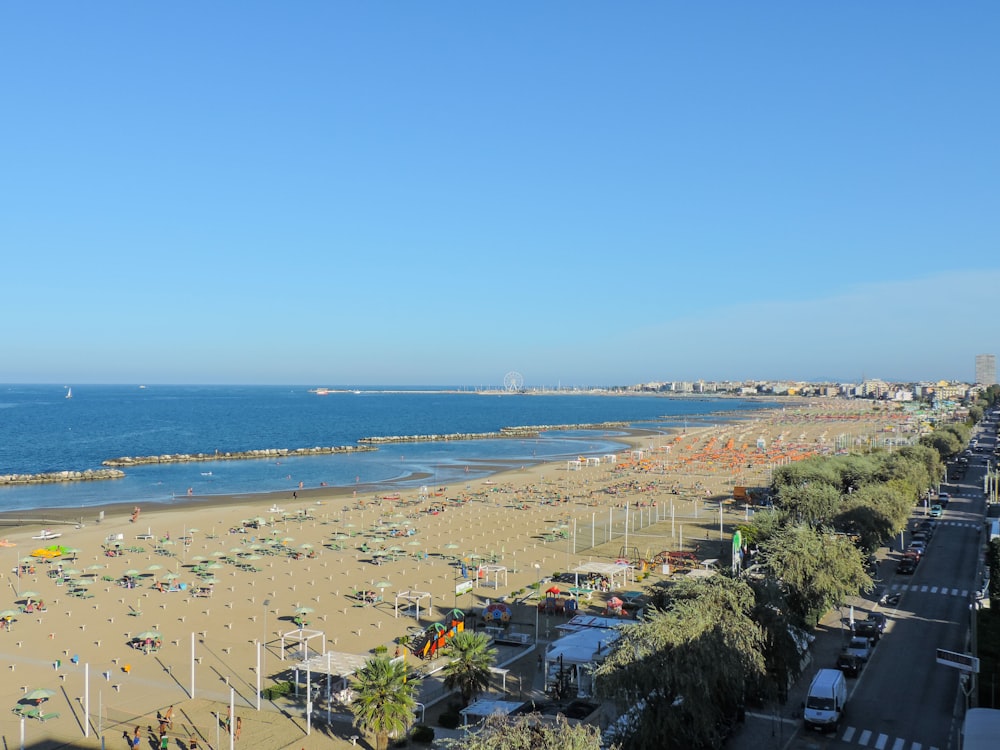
left=102, top=444, right=376, bottom=467
left=358, top=421, right=630, bottom=444
left=0, top=468, right=126, bottom=486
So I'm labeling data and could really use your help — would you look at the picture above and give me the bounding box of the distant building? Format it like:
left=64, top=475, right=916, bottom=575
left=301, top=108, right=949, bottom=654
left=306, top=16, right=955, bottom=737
left=975, top=354, right=997, bottom=385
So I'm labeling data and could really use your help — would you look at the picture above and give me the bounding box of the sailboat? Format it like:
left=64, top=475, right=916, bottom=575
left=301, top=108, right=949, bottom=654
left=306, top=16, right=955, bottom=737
left=65, top=387, right=73, bottom=399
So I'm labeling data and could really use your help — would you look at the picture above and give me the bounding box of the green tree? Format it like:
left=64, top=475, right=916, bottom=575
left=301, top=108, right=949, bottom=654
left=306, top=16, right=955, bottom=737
left=442, top=713, right=611, bottom=750
left=777, top=482, right=842, bottom=526
left=761, top=523, right=872, bottom=627
left=441, top=631, right=497, bottom=707
left=351, top=657, right=421, bottom=750
left=596, top=576, right=766, bottom=749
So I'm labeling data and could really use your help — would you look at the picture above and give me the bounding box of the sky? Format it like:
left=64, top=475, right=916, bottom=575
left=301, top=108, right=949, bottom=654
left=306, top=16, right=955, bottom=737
left=2, top=3, right=998, bottom=387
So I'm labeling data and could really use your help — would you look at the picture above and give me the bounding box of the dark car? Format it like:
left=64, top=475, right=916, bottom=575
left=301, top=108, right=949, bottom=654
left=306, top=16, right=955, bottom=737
left=836, top=651, right=864, bottom=677
left=898, top=558, right=917, bottom=575
left=853, top=620, right=881, bottom=643
left=864, top=612, right=887, bottom=634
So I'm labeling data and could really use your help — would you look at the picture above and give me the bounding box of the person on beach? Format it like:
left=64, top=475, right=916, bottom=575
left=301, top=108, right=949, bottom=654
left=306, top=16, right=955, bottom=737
left=235, top=716, right=242, bottom=740
left=164, top=705, right=174, bottom=729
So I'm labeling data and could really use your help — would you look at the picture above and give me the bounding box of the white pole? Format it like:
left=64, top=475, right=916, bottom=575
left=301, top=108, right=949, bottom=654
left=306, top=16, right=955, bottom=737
left=608, top=507, right=613, bottom=543
left=623, top=505, right=629, bottom=555
left=229, top=688, right=235, bottom=750
left=719, top=503, right=724, bottom=540
left=327, top=652, right=332, bottom=726
left=191, top=632, right=196, bottom=698
left=306, top=662, right=312, bottom=735
left=591, top=512, right=595, bottom=550
left=256, top=641, right=261, bottom=711
left=20, top=715, right=24, bottom=750
left=84, top=662, right=90, bottom=738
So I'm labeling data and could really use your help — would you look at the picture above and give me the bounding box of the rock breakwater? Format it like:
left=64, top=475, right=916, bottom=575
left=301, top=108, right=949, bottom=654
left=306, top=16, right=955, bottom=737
left=0, top=468, right=126, bottom=486
left=358, top=422, right=630, bottom=444
left=102, top=445, right=377, bottom=467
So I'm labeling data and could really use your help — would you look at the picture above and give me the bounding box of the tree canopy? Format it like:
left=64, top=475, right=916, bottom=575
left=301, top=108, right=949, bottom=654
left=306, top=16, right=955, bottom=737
left=441, top=630, right=497, bottom=707
left=442, top=713, right=611, bottom=750
left=596, top=576, right=765, bottom=749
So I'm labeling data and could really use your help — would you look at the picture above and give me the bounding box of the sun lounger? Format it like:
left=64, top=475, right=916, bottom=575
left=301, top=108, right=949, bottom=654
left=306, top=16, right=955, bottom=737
left=38, top=712, right=60, bottom=722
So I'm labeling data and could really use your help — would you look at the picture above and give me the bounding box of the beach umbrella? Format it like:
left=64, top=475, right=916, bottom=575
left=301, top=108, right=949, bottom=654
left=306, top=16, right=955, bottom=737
left=20, top=557, right=35, bottom=564
left=229, top=547, right=244, bottom=554
left=295, top=607, right=314, bottom=615
left=136, top=631, right=161, bottom=640
left=444, top=543, right=459, bottom=550
left=299, top=543, right=313, bottom=549
left=407, top=540, right=422, bottom=547
left=211, top=551, right=227, bottom=557
left=333, top=534, right=350, bottom=541
left=374, top=581, right=392, bottom=589
left=87, top=564, right=105, bottom=571
left=147, top=564, right=162, bottom=571
left=24, top=688, right=55, bottom=702
left=205, top=562, right=223, bottom=570
left=191, top=556, right=206, bottom=562
left=124, top=569, right=140, bottom=577
left=199, top=577, right=218, bottom=585
left=281, top=537, right=295, bottom=543
left=388, top=546, right=405, bottom=553
left=61, top=568, right=80, bottom=576
left=160, top=572, right=179, bottom=581
left=188, top=528, right=200, bottom=534
left=160, top=539, right=175, bottom=546
left=0, top=609, right=20, bottom=618
left=18, top=591, right=39, bottom=600
left=72, top=579, right=93, bottom=587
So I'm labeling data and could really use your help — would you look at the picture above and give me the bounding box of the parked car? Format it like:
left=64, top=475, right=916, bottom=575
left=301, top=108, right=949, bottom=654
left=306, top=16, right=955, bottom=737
left=937, top=493, right=950, bottom=507
left=864, top=612, right=887, bottom=634
left=836, top=651, right=864, bottom=677
left=846, top=635, right=873, bottom=662
left=908, top=540, right=927, bottom=555
left=929, top=504, right=943, bottom=518
left=852, top=619, right=882, bottom=643
left=897, top=558, right=917, bottom=575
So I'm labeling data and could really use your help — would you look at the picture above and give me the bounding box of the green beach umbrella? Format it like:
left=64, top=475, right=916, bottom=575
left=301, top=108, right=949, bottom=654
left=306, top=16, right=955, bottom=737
left=18, top=591, right=39, bottom=599
left=146, top=564, right=162, bottom=571
left=407, top=540, right=422, bottom=547
left=0, top=609, right=20, bottom=618
left=24, top=688, right=56, bottom=702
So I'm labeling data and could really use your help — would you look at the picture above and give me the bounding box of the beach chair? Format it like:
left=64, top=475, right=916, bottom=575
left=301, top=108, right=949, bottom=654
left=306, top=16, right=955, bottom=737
left=38, top=712, right=60, bottom=722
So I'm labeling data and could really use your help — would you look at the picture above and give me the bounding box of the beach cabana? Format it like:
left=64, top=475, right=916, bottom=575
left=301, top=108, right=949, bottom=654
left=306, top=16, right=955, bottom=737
left=393, top=590, right=432, bottom=620
left=475, top=564, right=507, bottom=590
left=280, top=628, right=326, bottom=662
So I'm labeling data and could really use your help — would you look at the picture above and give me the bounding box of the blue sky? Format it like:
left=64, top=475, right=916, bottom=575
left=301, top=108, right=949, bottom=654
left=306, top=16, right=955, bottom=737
left=2, top=3, right=997, bottom=387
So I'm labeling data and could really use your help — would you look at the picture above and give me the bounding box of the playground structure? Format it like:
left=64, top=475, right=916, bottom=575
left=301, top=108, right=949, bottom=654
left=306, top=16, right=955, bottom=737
left=408, top=608, right=465, bottom=660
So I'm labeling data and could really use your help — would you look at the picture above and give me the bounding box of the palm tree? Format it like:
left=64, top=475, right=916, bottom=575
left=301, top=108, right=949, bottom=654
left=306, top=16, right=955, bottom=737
left=351, top=656, right=421, bottom=750
left=441, top=630, right=497, bottom=707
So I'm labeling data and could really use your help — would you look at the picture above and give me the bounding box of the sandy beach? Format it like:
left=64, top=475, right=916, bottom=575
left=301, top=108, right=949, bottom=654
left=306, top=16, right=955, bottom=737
left=0, top=398, right=908, bottom=750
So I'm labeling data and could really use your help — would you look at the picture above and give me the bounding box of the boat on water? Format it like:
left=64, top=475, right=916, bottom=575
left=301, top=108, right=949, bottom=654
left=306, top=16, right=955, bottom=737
left=31, top=530, right=62, bottom=540
left=65, top=387, right=72, bottom=399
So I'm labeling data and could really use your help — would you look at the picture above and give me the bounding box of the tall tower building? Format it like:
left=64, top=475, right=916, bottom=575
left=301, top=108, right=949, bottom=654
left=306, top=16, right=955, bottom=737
left=975, top=354, right=997, bottom=385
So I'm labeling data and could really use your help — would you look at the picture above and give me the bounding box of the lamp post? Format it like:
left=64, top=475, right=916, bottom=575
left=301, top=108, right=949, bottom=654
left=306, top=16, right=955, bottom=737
left=259, top=598, right=271, bottom=709
left=533, top=563, right=541, bottom=646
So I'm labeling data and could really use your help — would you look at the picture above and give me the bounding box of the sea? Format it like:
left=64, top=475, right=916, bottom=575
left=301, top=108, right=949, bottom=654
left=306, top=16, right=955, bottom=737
left=0, top=385, right=770, bottom=513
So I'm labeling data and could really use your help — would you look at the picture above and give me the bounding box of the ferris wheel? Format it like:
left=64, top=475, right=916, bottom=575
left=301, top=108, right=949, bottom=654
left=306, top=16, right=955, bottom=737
left=503, top=371, right=524, bottom=392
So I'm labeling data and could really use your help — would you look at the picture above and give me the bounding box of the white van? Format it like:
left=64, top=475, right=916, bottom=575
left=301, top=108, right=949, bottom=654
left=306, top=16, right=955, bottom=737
left=804, top=668, right=848, bottom=732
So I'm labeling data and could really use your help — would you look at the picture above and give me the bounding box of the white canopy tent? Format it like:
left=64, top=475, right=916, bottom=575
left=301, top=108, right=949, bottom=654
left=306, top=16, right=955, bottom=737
left=570, top=561, right=635, bottom=591
left=460, top=699, right=525, bottom=726
left=280, top=628, right=326, bottom=661
left=475, top=564, right=508, bottom=590
left=394, top=590, right=432, bottom=619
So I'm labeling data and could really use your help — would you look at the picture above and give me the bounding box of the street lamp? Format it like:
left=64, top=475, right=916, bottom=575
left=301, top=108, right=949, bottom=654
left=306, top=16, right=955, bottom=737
left=533, top=564, right=541, bottom=646
left=258, top=598, right=271, bottom=709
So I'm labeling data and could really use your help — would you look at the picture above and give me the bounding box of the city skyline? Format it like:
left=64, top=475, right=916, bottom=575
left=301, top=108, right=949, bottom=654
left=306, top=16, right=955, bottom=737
left=2, top=4, right=998, bottom=386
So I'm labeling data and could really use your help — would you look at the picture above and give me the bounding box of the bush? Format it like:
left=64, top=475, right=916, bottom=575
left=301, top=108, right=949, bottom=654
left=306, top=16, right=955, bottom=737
left=411, top=724, right=434, bottom=744
left=438, top=710, right=461, bottom=729
left=373, top=644, right=389, bottom=656
left=261, top=681, right=294, bottom=700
